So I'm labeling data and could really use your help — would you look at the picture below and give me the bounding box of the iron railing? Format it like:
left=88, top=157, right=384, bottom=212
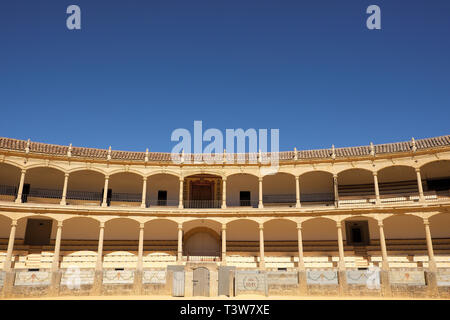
left=183, top=200, right=221, bottom=209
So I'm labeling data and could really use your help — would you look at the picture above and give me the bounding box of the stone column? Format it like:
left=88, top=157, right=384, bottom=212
left=93, top=222, right=105, bottom=295
left=15, top=169, right=26, bottom=203
left=295, top=176, right=301, bottom=208
left=3, top=220, right=17, bottom=271
left=177, top=224, right=183, bottom=263
left=423, top=218, right=438, bottom=297
left=378, top=220, right=391, bottom=296
left=221, top=224, right=227, bottom=265
left=333, top=174, right=339, bottom=208
left=336, top=221, right=347, bottom=295
left=259, top=223, right=265, bottom=269
left=2, top=220, right=17, bottom=297
left=258, top=177, right=264, bottom=209
left=50, top=221, right=63, bottom=296
left=373, top=172, right=380, bottom=205
left=178, top=179, right=184, bottom=209
left=221, top=178, right=227, bottom=209
left=52, top=221, right=63, bottom=271
left=297, top=222, right=307, bottom=295
left=135, top=223, right=145, bottom=295
left=60, top=173, right=69, bottom=205
left=141, top=177, right=147, bottom=208
left=416, top=168, right=425, bottom=202
left=101, top=175, right=109, bottom=207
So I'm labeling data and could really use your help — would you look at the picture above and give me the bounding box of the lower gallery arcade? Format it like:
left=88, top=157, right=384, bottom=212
left=1, top=211, right=450, bottom=298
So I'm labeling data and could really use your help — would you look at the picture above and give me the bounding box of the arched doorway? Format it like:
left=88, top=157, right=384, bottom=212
left=183, top=227, right=220, bottom=258
left=193, top=267, right=210, bottom=297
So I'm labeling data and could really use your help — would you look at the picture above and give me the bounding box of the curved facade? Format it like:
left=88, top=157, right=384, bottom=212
left=0, top=136, right=450, bottom=297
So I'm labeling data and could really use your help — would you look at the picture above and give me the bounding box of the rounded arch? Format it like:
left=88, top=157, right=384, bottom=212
left=146, top=173, right=180, bottom=206
left=262, top=170, right=295, bottom=178
left=0, top=163, right=21, bottom=201
left=183, top=226, right=221, bottom=256
left=338, top=168, right=375, bottom=199
left=262, top=172, right=296, bottom=204
left=108, top=172, right=143, bottom=204
left=144, top=218, right=178, bottom=240
left=383, top=214, right=424, bottom=240
left=0, top=214, right=12, bottom=239
left=146, top=170, right=180, bottom=179
left=302, top=217, right=337, bottom=241
left=183, top=218, right=222, bottom=233
left=226, top=173, right=258, bottom=207
left=420, top=158, right=450, bottom=170
left=0, top=160, right=23, bottom=171
left=24, top=166, right=65, bottom=192
left=62, top=216, right=100, bottom=240
left=429, top=212, right=450, bottom=239
left=104, top=217, right=139, bottom=241
left=226, top=218, right=259, bottom=241
left=66, top=170, right=105, bottom=204
left=299, top=171, right=334, bottom=205
left=68, top=167, right=106, bottom=176
left=299, top=169, right=333, bottom=177
left=263, top=218, right=297, bottom=241
left=419, top=161, right=450, bottom=194
left=377, top=165, right=416, bottom=182
left=25, top=163, right=66, bottom=174
left=343, top=215, right=380, bottom=241
left=377, top=165, right=418, bottom=196
left=108, top=169, right=144, bottom=178
left=226, top=172, right=259, bottom=179
left=184, top=171, right=224, bottom=179
left=15, top=215, right=58, bottom=241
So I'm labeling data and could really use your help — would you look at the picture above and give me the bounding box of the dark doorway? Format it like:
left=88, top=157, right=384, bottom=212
left=157, top=190, right=167, bottom=206
left=21, top=183, right=30, bottom=203
left=24, top=219, right=53, bottom=245
left=240, top=191, right=251, bottom=206
left=101, top=188, right=112, bottom=206
left=191, top=183, right=213, bottom=201
left=345, top=221, right=370, bottom=246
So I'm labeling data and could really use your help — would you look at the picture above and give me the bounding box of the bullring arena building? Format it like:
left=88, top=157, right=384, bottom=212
left=0, top=135, right=450, bottom=298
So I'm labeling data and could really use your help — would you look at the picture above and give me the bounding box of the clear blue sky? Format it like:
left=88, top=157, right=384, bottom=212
left=0, top=0, right=449, bottom=153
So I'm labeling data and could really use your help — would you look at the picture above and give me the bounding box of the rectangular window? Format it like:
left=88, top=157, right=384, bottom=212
left=345, top=221, right=370, bottom=246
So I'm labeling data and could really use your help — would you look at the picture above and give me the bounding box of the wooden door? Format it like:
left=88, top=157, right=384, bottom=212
left=193, top=267, right=210, bottom=296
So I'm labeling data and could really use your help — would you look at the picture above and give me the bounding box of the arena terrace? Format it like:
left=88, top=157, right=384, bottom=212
left=0, top=135, right=449, bottom=298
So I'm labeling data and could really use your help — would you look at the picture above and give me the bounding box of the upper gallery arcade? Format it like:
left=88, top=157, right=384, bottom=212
left=0, top=135, right=449, bottom=211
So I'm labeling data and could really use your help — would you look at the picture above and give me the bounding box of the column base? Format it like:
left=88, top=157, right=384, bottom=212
left=380, top=269, right=392, bottom=297
left=101, top=203, right=108, bottom=208
left=297, top=270, right=307, bottom=296
left=140, top=203, right=146, bottom=208
left=426, top=270, right=439, bottom=298
left=14, top=198, right=22, bottom=204
left=134, top=271, right=143, bottom=295
left=59, top=200, right=66, bottom=206
left=338, top=270, right=348, bottom=296
left=49, top=271, right=62, bottom=297
left=295, top=202, right=301, bottom=209
left=2, top=271, right=15, bottom=298
left=258, top=204, right=264, bottom=209
left=91, top=270, right=103, bottom=296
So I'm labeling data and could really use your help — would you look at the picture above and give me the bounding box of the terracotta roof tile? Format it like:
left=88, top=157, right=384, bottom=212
left=0, top=135, right=448, bottom=162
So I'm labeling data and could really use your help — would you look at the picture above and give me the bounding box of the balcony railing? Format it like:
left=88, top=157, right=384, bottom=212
left=183, top=200, right=221, bottom=209
left=110, top=192, right=141, bottom=202
left=66, top=190, right=103, bottom=201
left=0, top=184, right=17, bottom=197
left=146, top=199, right=179, bottom=207
left=28, top=187, right=63, bottom=199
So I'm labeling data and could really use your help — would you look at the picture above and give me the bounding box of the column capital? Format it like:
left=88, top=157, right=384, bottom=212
left=333, top=173, right=338, bottom=179
left=336, top=221, right=342, bottom=228
left=415, top=167, right=421, bottom=173
left=64, top=172, right=70, bottom=178
left=295, top=175, right=300, bottom=181
left=99, top=221, right=105, bottom=228
left=258, top=177, right=263, bottom=182
left=140, top=223, right=145, bottom=229
left=296, top=223, right=302, bottom=230
left=11, top=220, right=18, bottom=227
left=222, top=177, right=227, bottom=182
left=259, top=223, right=264, bottom=230
left=104, top=175, right=110, bottom=180
left=222, top=223, right=227, bottom=230
left=178, top=223, right=183, bottom=230
left=423, top=217, right=430, bottom=226
left=378, top=220, right=384, bottom=227
left=57, top=221, right=63, bottom=228
left=372, top=171, right=378, bottom=177
left=21, top=169, right=27, bottom=174
left=179, top=177, right=184, bottom=182
left=142, top=176, right=147, bottom=182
